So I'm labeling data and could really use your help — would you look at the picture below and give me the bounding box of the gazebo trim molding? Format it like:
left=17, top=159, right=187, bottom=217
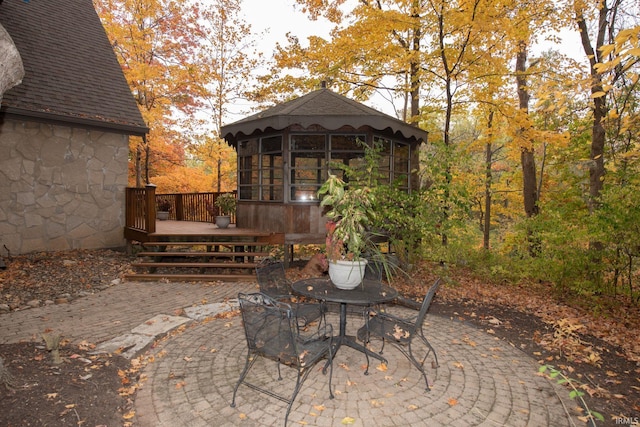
left=221, top=88, right=427, bottom=143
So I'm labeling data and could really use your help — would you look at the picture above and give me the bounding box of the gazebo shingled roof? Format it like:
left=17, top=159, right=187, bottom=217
left=221, top=88, right=427, bottom=143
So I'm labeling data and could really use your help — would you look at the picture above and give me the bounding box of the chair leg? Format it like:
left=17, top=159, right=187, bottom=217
left=327, top=345, right=335, bottom=399
left=284, top=374, right=304, bottom=426
left=284, top=359, right=333, bottom=426
left=362, top=341, right=371, bottom=376
left=405, top=342, right=432, bottom=391
left=427, top=340, right=439, bottom=369
left=417, top=333, right=439, bottom=369
left=231, top=351, right=257, bottom=408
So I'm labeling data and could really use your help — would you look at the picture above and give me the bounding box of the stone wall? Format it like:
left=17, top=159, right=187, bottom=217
left=0, top=118, right=130, bottom=254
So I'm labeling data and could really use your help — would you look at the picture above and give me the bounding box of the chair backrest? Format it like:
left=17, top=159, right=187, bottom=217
left=255, top=260, right=291, bottom=299
left=414, top=278, right=441, bottom=330
left=364, top=260, right=383, bottom=281
left=237, top=292, right=299, bottom=365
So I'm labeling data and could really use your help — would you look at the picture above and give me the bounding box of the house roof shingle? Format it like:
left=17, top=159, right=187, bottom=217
left=221, top=88, right=427, bottom=143
left=0, top=0, right=147, bottom=135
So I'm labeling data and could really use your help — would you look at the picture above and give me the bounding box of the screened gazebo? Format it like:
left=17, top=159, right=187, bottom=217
left=221, top=87, right=428, bottom=250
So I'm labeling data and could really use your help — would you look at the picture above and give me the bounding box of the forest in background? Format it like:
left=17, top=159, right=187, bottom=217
left=94, top=0, right=640, bottom=306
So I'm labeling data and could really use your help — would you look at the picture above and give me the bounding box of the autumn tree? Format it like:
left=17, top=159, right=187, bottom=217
left=95, top=0, right=256, bottom=192
left=260, top=0, right=425, bottom=121
left=570, top=0, right=639, bottom=210
left=94, top=0, right=198, bottom=187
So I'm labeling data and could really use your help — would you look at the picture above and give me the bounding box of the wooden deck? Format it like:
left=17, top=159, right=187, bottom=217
left=125, top=220, right=285, bottom=281
left=125, top=220, right=284, bottom=244
left=150, top=220, right=284, bottom=242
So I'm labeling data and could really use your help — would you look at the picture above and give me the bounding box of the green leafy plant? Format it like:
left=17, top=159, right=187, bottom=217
left=318, top=174, right=375, bottom=261
left=538, top=365, right=604, bottom=424
left=157, top=198, right=171, bottom=212
left=213, top=193, right=237, bottom=216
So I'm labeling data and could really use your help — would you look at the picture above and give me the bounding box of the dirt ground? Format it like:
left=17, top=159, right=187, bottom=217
left=0, top=249, right=639, bottom=426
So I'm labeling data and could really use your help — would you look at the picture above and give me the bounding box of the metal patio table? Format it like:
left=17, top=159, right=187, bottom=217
left=292, top=277, right=398, bottom=364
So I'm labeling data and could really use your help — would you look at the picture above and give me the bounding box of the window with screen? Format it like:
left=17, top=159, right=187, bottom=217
left=328, top=134, right=367, bottom=182
left=393, top=141, right=410, bottom=190
left=239, top=133, right=412, bottom=202
left=238, top=135, right=284, bottom=201
left=290, top=134, right=327, bottom=202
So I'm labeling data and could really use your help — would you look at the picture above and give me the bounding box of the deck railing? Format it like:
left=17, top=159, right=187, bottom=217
left=125, top=185, right=236, bottom=234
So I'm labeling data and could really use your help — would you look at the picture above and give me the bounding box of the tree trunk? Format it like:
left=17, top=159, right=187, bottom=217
left=576, top=8, right=607, bottom=211
left=409, top=3, right=421, bottom=122
left=575, top=3, right=608, bottom=271
left=483, top=112, right=494, bottom=250
left=437, top=6, right=453, bottom=246
left=135, top=144, right=142, bottom=188
left=515, top=42, right=539, bottom=218
left=521, top=149, right=539, bottom=217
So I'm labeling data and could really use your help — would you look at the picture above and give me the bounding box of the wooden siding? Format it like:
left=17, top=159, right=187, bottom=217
left=236, top=202, right=326, bottom=244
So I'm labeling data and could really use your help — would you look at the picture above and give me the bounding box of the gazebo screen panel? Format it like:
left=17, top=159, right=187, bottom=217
left=372, top=137, right=393, bottom=184
left=260, top=136, right=284, bottom=201
left=238, top=135, right=284, bottom=201
left=238, top=139, right=260, bottom=200
left=393, top=142, right=410, bottom=190
left=290, top=134, right=326, bottom=202
left=238, top=132, right=414, bottom=202
left=329, top=134, right=367, bottom=182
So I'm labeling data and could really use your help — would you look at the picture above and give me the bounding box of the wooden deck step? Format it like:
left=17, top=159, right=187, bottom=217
left=127, top=231, right=279, bottom=281
left=124, top=273, right=257, bottom=282
left=136, top=251, right=270, bottom=258
left=131, top=262, right=260, bottom=269
left=143, top=241, right=272, bottom=247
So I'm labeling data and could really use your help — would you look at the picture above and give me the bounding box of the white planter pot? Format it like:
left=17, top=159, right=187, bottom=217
left=157, top=211, right=170, bottom=221
left=328, top=259, right=368, bottom=290
left=215, top=215, right=231, bottom=228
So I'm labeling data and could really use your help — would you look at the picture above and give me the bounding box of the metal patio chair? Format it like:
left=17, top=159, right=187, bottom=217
left=231, top=292, right=335, bottom=426
left=357, top=278, right=441, bottom=391
left=256, top=259, right=326, bottom=328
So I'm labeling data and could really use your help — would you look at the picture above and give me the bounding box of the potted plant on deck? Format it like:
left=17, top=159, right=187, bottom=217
left=207, top=193, right=237, bottom=229
left=156, top=198, right=171, bottom=221
left=318, top=174, right=376, bottom=289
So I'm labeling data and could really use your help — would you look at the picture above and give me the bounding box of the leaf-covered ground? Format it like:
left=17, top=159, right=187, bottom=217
left=0, top=341, right=132, bottom=426
left=1, top=250, right=639, bottom=426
